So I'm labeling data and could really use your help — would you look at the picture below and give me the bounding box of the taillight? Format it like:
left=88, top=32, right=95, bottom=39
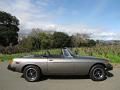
left=15, top=61, right=20, bottom=64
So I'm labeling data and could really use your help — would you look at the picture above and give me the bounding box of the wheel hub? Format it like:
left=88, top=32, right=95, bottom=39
left=26, top=68, right=37, bottom=80
left=93, top=68, right=104, bottom=79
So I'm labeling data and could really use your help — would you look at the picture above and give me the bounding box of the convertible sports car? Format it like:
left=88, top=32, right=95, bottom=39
left=8, top=47, right=113, bottom=82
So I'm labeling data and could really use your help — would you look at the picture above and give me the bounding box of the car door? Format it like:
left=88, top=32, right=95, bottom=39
left=47, top=57, right=74, bottom=75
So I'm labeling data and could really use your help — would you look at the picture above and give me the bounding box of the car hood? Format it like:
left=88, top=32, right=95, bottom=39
left=76, top=55, right=108, bottom=61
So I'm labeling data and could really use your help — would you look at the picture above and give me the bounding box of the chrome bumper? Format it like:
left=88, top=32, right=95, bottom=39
left=7, top=64, right=15, bottom=71
left=106, top=63, right=113, bottom=71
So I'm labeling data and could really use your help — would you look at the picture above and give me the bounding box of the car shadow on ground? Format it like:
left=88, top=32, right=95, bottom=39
left=42, top=75, right=90, bottom=81
left=21, top=71, right=114, bottom=81
left=106, top=71, right=114, bottom=77
left=21, top=75, right=90, bottom=81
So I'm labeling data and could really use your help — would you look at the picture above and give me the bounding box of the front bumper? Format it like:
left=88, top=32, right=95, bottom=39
left=105, top=63, right=113, bottom=71
left=7, top=64, right=15, bottom=71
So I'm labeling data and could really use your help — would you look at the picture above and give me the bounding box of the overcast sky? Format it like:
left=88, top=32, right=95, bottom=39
left=0, top=0, right=120, bottom=40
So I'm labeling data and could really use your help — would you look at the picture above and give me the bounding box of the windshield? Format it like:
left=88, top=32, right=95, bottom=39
left=67, top=48, right=77, bottom=56
left=62, top=48, right=76, bottom=57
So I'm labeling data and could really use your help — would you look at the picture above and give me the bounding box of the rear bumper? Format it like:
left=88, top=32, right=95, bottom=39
left=106, top=63, right=113, bottom=71
left=7, top=64, right=15, bottom=71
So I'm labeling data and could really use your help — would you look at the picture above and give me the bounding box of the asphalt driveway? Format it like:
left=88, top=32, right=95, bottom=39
left=0, top=62, right=120, bottom=90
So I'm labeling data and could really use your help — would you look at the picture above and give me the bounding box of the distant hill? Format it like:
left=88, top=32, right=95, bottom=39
left=98, top=40, right=120, bottom=44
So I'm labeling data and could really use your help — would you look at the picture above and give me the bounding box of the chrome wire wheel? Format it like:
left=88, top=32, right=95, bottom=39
left=26, top=68, right=37, bottom=81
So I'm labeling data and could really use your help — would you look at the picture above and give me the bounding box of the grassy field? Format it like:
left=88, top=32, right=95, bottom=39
left=0, top=45, right=120, bottom=63
left=0, top=49, right=61, bottom=61
left=73, top=45, right=120, bottom=63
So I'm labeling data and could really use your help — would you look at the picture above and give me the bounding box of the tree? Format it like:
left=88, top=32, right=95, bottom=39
left=29, top=29, right=53, bottom=49
left=88, top=39, right=96, bottom=46
left=0, top=11, right=19, bottom=46
left=52, top=32, right=71, bottom=48
left=19, top=36, right=33, bottom=50
left=71, top=33, right=96, bottom=47
left=71, top=33, right=88, bottom=47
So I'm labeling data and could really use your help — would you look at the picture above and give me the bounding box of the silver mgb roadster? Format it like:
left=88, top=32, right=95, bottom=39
left=8, top=47, right=113, bottom=82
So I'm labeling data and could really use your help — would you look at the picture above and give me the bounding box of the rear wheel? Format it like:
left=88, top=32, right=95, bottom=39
left=89, top=65, right=106, bottom=81
left=23, top=65, right=41, bottom=82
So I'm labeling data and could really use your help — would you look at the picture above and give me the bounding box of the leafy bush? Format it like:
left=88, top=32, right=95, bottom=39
left=0, top=46, right=30, bottom=54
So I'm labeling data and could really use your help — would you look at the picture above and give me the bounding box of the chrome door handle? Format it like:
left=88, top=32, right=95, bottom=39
left=49, top=60, right=53, bottom=61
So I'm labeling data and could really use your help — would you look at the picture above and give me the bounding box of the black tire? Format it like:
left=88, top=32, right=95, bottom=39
left=89, top=65, right=106, bottom=81
left=23, top=65, right=41, bottom=82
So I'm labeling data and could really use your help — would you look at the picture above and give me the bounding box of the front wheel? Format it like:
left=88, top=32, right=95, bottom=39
left=23, top=65, right=41, bottom=82
left=89, top=65, right=106, bottom=81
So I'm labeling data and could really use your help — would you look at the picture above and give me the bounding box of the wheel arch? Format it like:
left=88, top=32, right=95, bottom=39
left=88, top=63, right=106, bottom=75
left=21, top=64, right=42, bottom=73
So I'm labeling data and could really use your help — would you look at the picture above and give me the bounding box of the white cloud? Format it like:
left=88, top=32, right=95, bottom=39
left=0, top=0, right=63, bottom=30
left=41, top=24, right=120, bottom=40
left=0, top=0, right=119, bottom=40
left=25, top=23, right=120, bottom=40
